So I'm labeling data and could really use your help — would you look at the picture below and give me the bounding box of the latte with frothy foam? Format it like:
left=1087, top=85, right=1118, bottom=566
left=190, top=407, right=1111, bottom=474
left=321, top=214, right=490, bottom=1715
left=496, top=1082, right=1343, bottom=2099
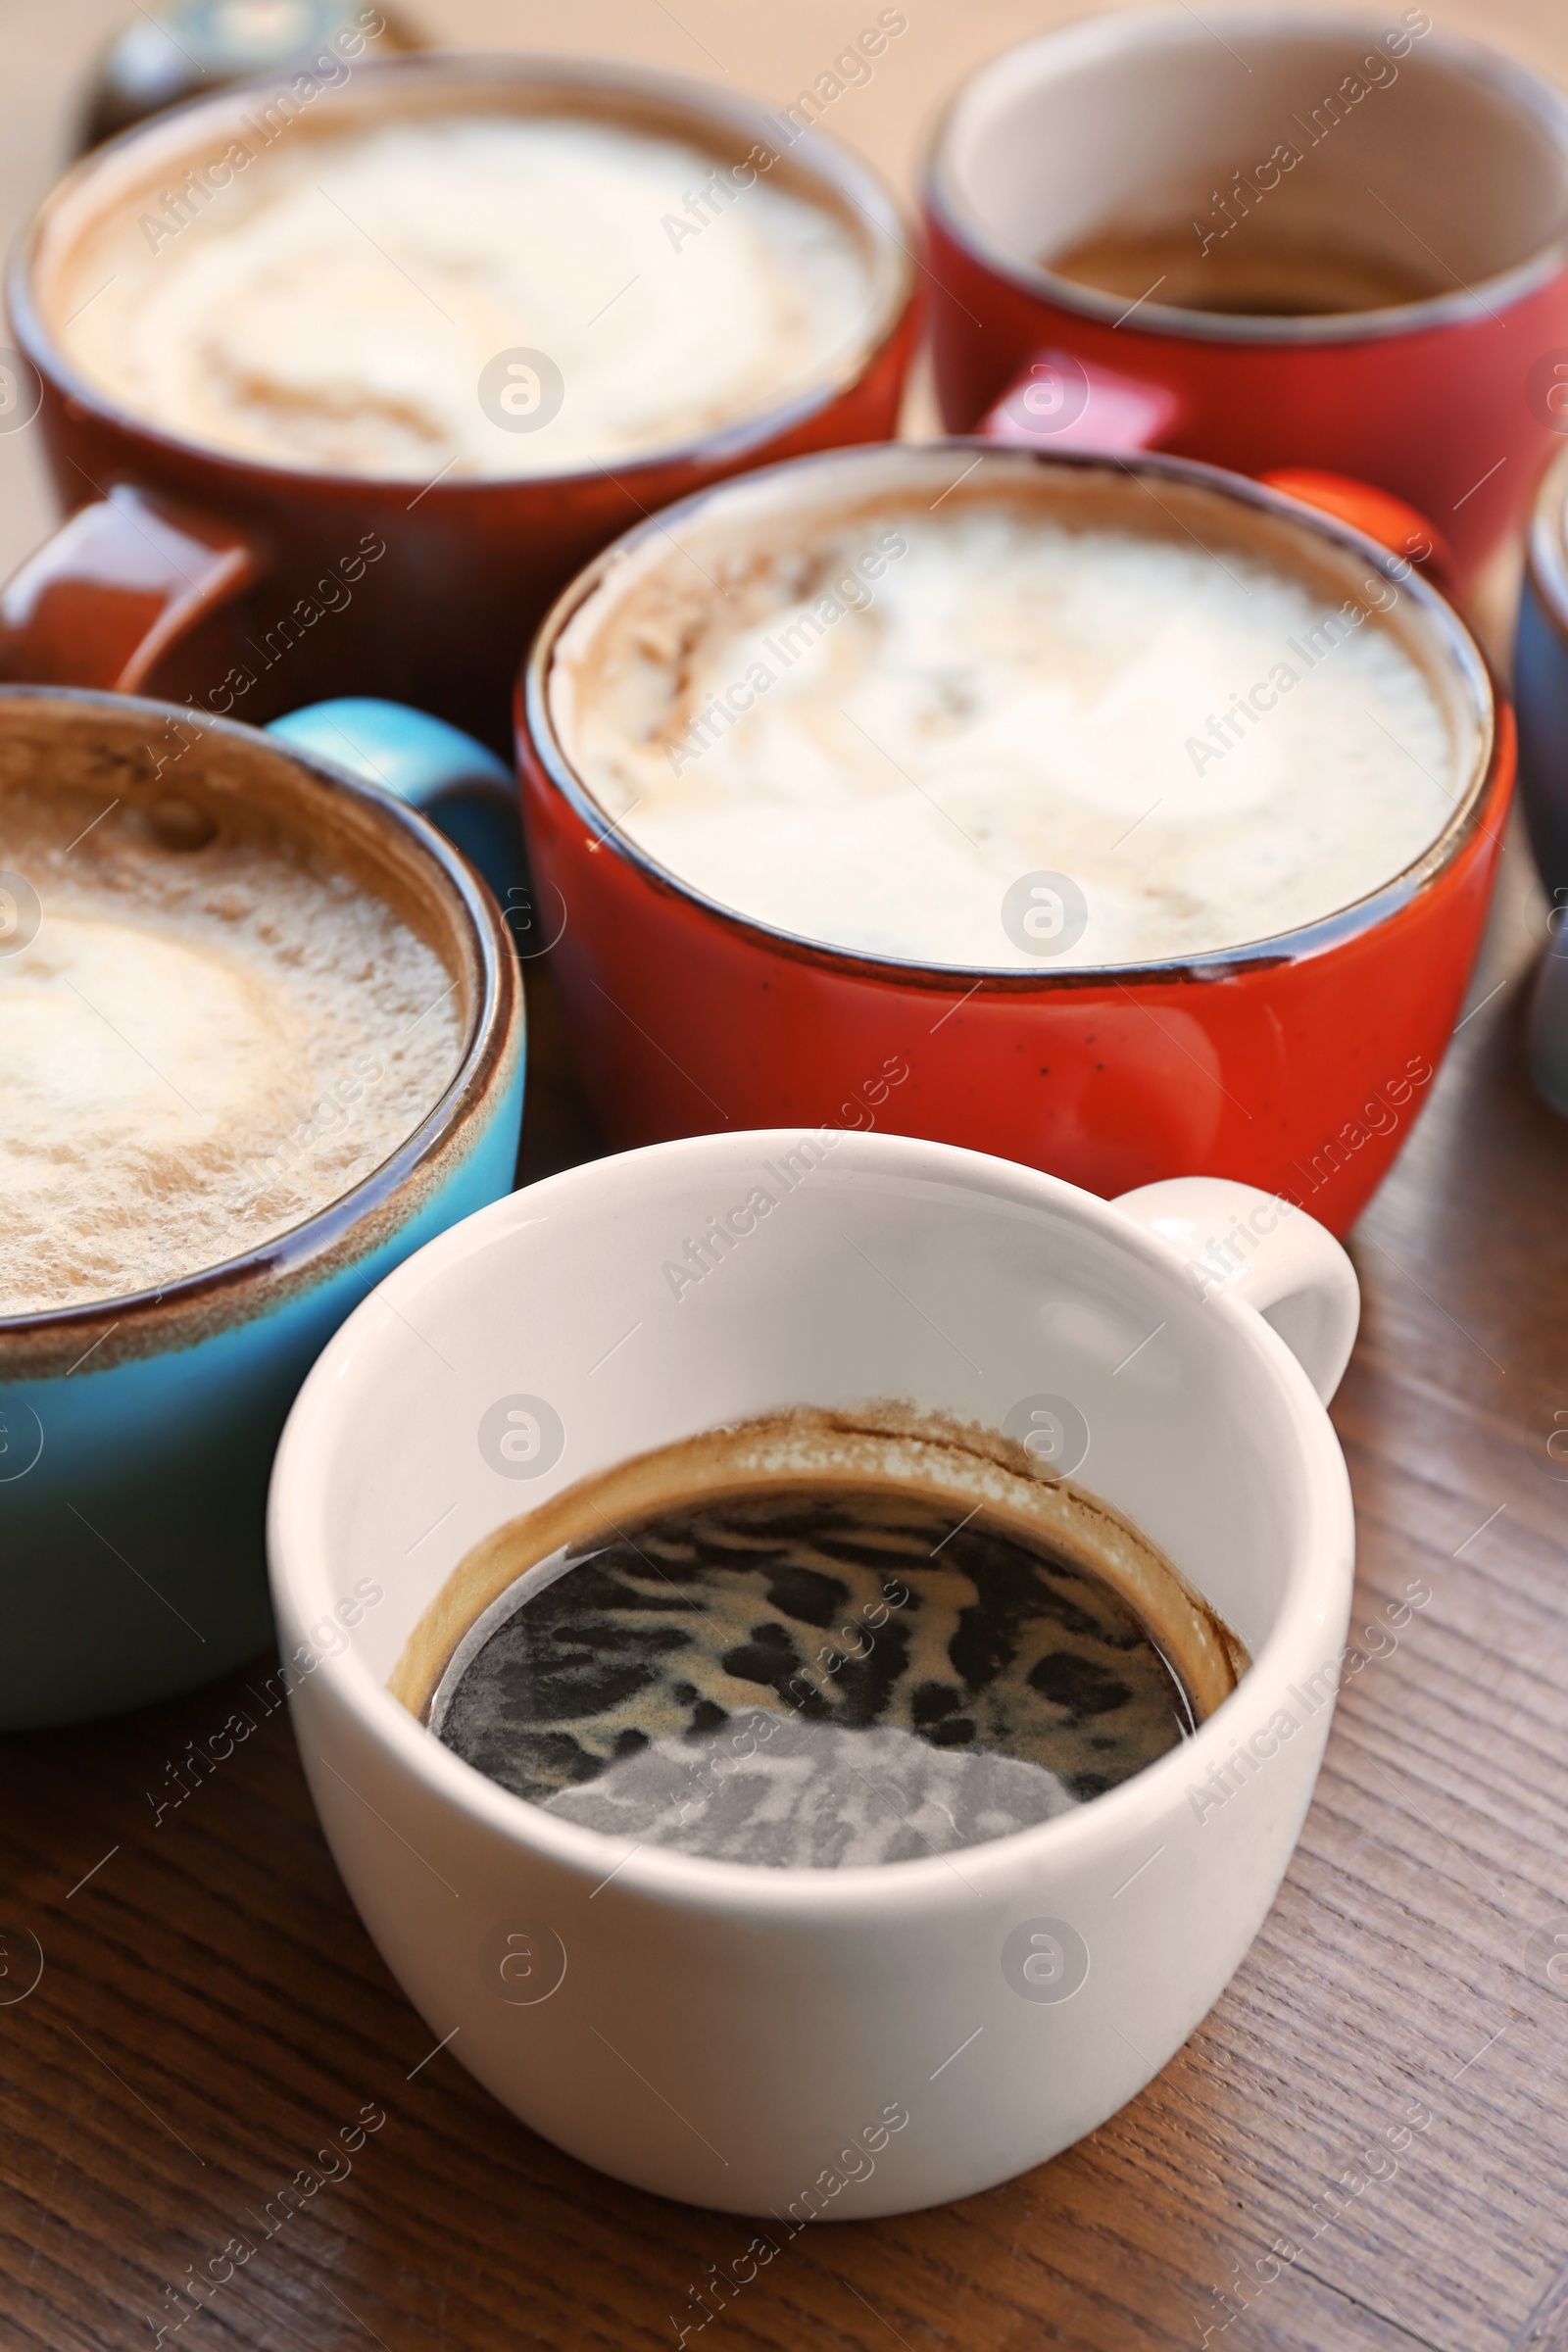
left=0, top=778, right=464, bottom=1317
left=547, top=451, right=1473, bottom=969
left=56, top=112, right=879, bottom=480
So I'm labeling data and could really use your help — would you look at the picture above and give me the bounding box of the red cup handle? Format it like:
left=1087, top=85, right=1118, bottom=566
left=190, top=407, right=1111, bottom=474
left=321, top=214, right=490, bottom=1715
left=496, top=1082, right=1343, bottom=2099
left=0, top=483, right=256, bottom=691
left=1255, top=468, right=1455, bottom=597
left=981, top=348, right=1185, bottom=457
left=982, top=352, right=1455, bottom=595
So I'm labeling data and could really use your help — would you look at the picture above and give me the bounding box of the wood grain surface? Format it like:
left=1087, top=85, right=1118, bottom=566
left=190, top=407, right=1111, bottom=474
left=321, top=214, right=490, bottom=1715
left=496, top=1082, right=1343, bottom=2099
left=6, top=3, right=1568, bottom=2348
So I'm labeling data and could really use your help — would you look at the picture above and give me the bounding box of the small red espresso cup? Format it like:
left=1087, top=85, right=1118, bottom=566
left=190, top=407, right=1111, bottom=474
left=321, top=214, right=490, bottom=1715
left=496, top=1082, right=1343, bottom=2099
left=1, top=53, right=915, bottom=752
left=922, top=8, right=1568, bottom=604
left=517, top=440, right=1509, bottom=1239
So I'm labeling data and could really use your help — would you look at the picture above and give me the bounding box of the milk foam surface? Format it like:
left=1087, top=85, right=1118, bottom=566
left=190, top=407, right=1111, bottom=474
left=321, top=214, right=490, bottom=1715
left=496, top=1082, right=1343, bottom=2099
left=556, top=498, right=1463, bottom=965
left=64, top=117, right=874, bottom=478
left=0, top=790, right=463, bottom=1315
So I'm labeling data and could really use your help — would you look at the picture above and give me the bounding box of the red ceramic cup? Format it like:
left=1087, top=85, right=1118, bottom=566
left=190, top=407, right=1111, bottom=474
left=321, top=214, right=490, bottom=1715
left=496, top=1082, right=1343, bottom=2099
left=922, top=8, right=1568, bottom=605
left=1, top=53, right=916, bottom=752
left=517, top=440, right=1510, bottom=1239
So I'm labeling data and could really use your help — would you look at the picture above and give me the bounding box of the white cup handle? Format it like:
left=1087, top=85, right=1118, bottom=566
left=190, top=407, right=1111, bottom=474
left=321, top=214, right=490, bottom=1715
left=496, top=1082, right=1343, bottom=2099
left=1114, top=1177, right=1360, bottom=1406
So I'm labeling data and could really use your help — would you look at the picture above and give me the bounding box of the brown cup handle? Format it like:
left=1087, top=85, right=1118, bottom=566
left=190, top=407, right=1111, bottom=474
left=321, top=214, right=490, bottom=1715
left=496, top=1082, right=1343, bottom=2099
left=0, top=483, right=257, bottom=691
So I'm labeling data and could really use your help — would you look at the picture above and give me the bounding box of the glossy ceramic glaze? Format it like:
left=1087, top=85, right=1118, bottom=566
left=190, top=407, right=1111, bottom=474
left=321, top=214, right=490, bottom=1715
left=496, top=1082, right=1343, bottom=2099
left=1512, top=441, right=1568, bottom=1112
left=268, top=1130, right=1357, bottom=2213
left=922, top=9, right=1568, bottom=603
left=517, top=441, right=1510, bottom=1239
left=1517, top=441, right=1568, bottom=898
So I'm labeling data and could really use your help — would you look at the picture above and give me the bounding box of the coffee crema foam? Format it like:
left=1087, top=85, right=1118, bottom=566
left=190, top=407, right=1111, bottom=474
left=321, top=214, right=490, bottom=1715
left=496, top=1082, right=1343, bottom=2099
left=431, top=1485, right=1200, bottom=1865
left=61, top=116, right=874, bottom=479
left=552, top=484, right=1464, bottom=966
left=0, top=788, right=463, bottom=1315
left=392, top=1407, right=1249, bottom=1869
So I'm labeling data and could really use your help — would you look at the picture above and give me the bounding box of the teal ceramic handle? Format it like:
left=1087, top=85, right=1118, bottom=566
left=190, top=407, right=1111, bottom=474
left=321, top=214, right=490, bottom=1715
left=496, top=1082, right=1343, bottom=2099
left=269, top=697, right=524, bottom=911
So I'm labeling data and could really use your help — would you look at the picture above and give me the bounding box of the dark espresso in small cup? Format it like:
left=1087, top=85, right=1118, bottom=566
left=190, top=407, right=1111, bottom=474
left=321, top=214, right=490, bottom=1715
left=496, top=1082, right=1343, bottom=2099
left=393, top=1410, right=1248, bottom=1866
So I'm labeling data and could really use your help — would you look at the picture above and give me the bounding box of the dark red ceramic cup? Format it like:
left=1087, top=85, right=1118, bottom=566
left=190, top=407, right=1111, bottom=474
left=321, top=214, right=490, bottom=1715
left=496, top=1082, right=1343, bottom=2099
left=1, top=53, right=916, bottom=752
left=922, top=8, right=1568, bottom=605
left=518, top=440, right=1510, bottom=1240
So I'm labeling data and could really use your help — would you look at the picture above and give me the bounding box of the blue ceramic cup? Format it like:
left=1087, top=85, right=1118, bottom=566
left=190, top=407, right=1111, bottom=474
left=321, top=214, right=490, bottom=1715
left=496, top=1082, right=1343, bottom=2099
left=1514, top=442, right=1568, bottom=1112
left=0, top=687, right=525, bottom=1729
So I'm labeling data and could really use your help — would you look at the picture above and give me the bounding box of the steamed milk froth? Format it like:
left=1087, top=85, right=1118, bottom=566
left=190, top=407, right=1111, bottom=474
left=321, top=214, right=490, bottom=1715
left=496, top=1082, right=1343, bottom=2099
left=61, top=117, right=874, bottom=478
left=555, top=492, right=1462, bottom=966
left=0, top=790, right=463, bottom=1315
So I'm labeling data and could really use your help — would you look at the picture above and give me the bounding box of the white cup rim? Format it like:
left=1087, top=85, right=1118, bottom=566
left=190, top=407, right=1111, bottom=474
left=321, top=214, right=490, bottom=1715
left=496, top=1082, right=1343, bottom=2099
left=268, top=1127, right=1354, bottom=1919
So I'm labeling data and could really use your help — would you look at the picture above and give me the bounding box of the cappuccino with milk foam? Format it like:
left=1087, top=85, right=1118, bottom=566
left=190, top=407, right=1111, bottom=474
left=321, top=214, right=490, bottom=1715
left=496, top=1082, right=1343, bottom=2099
left=0, top=782, right=463, bottom=1317
left=550, top=458, right=1469, bottom=968
left=59, top=114, right=877, bottom=479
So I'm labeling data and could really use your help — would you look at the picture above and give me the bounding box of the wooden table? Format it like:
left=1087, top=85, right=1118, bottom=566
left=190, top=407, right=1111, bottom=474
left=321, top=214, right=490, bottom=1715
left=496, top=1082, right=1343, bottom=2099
left=7, top=4, right=1568, bottom=2346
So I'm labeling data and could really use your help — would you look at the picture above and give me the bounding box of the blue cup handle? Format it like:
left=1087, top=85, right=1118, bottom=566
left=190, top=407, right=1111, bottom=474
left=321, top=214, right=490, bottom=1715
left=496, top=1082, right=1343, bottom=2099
left=268, top=698, right=524, bottom=914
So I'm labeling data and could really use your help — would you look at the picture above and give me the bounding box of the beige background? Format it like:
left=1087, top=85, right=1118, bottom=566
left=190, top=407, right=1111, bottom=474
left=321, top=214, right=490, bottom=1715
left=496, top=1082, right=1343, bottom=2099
left=4, top=0, right=1568, bottom=601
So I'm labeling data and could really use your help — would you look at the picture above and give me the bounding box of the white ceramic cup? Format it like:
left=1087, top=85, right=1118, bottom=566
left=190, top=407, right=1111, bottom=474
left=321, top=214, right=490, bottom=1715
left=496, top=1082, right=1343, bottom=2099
left=268, top=1129, right=1358, bottom=2216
